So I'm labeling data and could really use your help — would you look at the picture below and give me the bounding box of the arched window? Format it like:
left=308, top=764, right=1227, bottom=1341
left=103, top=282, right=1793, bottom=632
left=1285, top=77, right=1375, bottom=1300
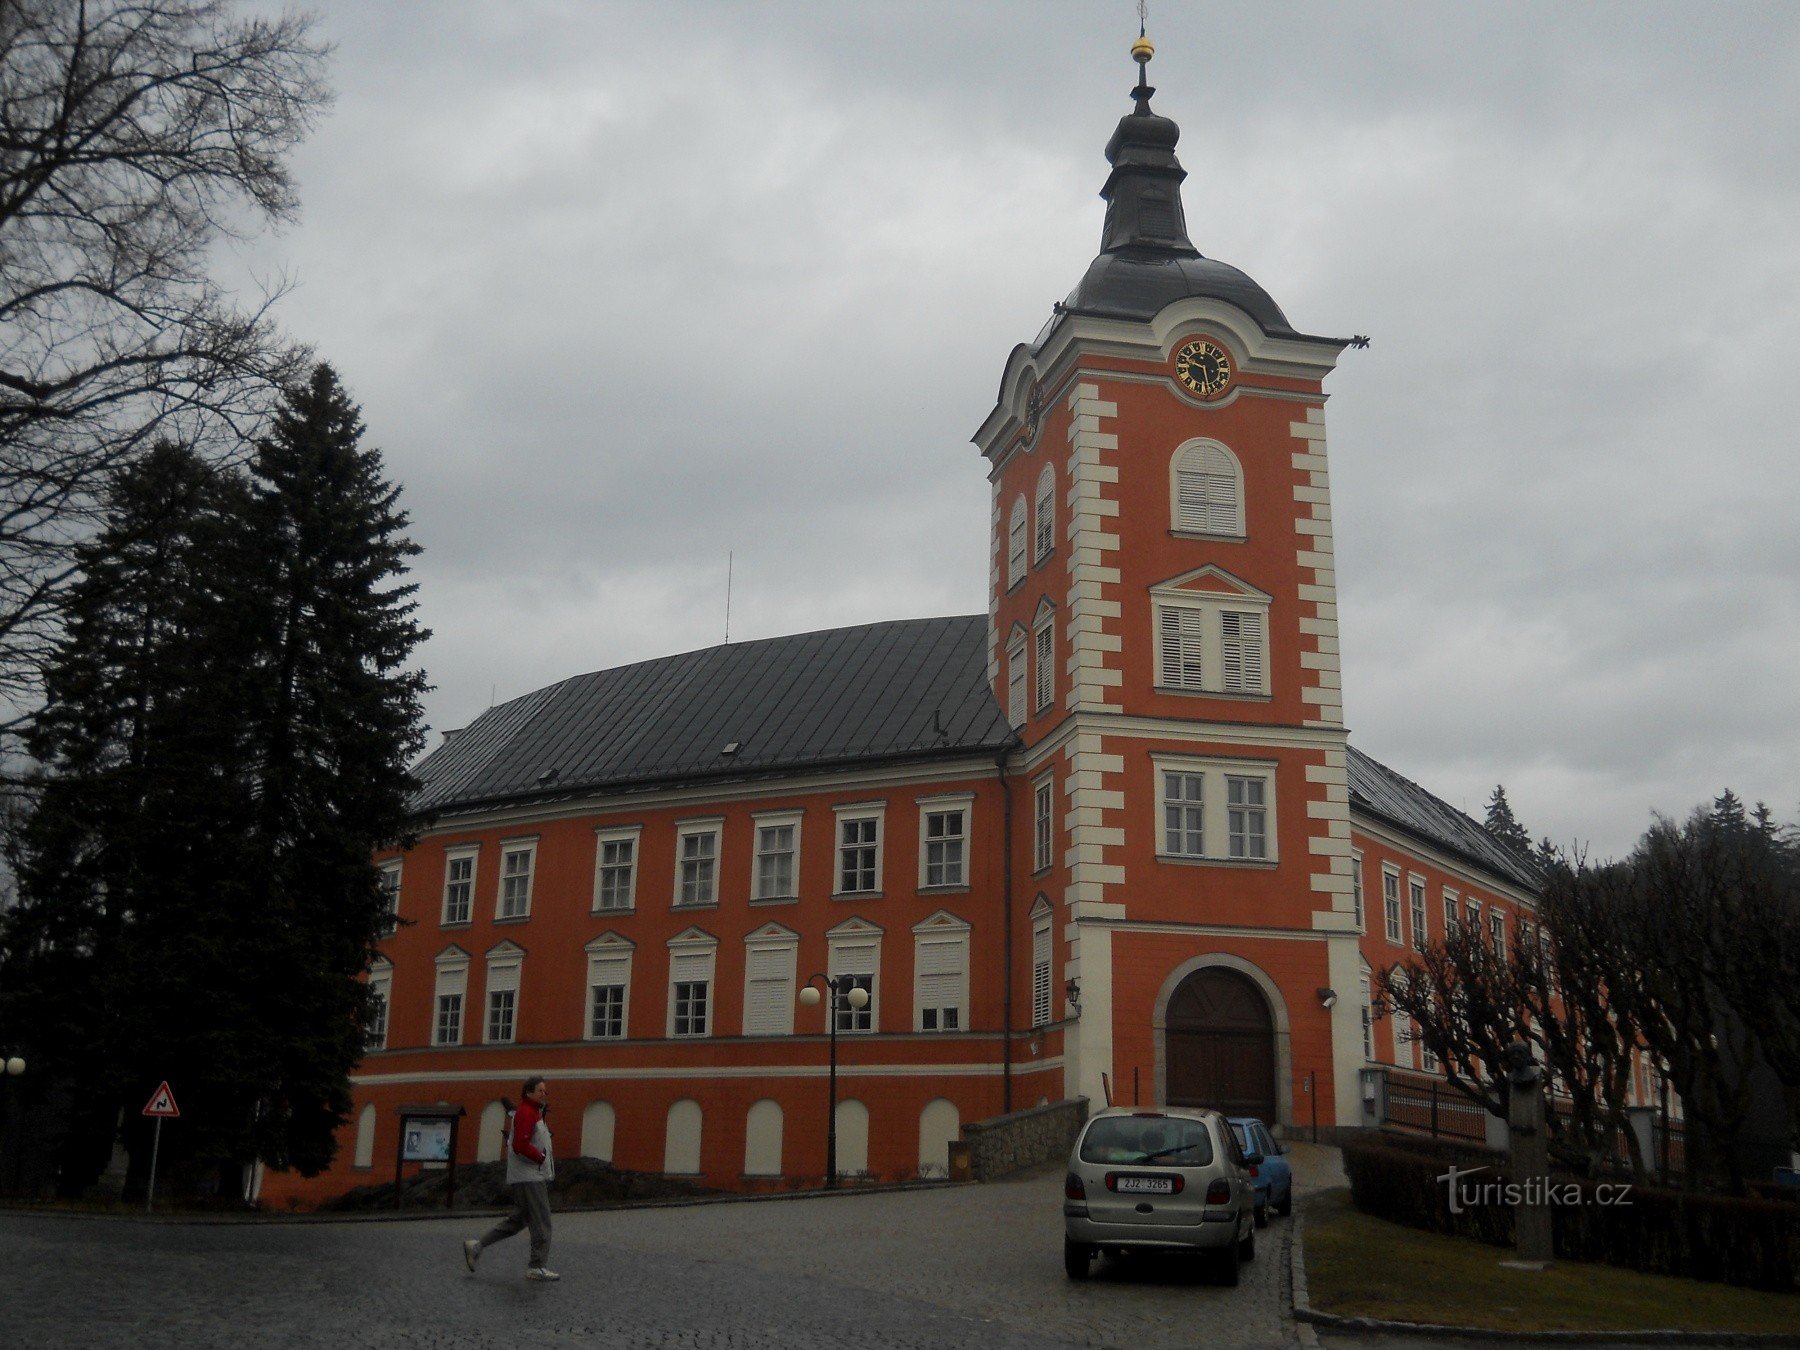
left=744, top=1099, right=783, bottom=1177
left=1033, top=465, right=1055, bottom=561
left=1006, top=496, right=1027, bottom=588
left=834, top=1099, right=870, bottom=1176
left=477, top=1099, right=508, bottom=1162
left=581, top=1101, right=616, bottom=1161
left=353, top=1104, right=377, bottom=1168
left=918, top=1099, right=960, bottom=1179
left=664, top=1098, right=703, bottom=1174
left=1170, top=440, right=1244, bottom=537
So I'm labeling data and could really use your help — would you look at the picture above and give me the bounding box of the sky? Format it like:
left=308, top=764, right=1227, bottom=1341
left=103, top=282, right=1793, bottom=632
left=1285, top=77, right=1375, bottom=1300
left=226, top=1, right=1800, bottom=862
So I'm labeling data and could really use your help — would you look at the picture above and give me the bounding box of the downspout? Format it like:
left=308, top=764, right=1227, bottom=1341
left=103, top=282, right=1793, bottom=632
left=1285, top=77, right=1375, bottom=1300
left=998, top=746, right=1014, bottom=1114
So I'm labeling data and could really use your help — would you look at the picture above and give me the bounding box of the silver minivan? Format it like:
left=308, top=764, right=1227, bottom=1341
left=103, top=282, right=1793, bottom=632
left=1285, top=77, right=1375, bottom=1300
left=1062, top=1106, right=1260, bottom=1284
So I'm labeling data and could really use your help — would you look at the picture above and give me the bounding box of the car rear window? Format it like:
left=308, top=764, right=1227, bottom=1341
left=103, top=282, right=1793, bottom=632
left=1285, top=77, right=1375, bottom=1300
left=1079, top=1115, right=1214, bottom=1167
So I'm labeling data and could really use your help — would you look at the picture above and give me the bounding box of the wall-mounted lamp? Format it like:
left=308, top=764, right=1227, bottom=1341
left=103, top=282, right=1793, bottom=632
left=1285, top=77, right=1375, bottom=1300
left=1065, top=978, right=1082, bottom=1016
left=1317, top=986, right=1338, bottom=1010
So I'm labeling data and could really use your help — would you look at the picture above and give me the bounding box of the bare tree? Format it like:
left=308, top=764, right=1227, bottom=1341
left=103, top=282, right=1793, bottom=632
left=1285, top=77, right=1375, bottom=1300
left=0, top=0, right=330, bottom=746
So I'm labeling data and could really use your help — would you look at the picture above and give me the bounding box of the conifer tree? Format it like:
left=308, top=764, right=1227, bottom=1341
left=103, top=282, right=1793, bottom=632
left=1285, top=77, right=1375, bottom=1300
left=230, top=363, right=429, bottom=1175
left=1484, top=784, right=1533, bottom=855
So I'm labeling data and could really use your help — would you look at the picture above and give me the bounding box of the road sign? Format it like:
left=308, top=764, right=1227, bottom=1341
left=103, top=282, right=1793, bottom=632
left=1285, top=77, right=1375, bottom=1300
left=143, top=1081, right=180, bottom=1118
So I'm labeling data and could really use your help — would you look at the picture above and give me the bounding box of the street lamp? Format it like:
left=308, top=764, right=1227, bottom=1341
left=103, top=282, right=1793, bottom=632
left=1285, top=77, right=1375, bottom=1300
left=798, top=973, right=869, bottom=1188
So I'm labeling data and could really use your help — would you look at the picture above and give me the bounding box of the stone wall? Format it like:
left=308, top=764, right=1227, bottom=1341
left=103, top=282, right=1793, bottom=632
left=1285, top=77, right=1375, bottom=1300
left=959, top=1098, right=1089, bottom=1181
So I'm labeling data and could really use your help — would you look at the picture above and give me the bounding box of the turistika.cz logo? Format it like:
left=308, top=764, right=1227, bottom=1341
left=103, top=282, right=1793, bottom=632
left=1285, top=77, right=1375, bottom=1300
left=1436, top=1164, right=1633, bottom=1214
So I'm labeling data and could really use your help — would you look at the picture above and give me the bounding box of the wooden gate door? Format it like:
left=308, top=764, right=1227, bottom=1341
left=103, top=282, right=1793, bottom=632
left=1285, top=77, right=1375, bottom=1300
left=1165, top=966, right=1277, bottom=1119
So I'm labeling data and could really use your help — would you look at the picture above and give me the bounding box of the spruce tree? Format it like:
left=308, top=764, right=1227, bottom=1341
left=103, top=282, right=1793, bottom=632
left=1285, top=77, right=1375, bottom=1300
left=232, top=364, right=429, bottom=1175
left=1484, top=785, right=1533, bottom=856
left=3, top=442, right=252, bottom=1194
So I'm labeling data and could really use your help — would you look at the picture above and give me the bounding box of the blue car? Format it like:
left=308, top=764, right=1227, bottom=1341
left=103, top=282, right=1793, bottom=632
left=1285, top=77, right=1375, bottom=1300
left=1227, top=1117, right=1292, bottom=1227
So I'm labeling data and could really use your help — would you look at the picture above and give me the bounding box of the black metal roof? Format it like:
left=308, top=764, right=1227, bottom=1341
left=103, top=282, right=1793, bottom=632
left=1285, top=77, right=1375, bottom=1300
left=411, top=616, right=1016, bottom=816
left=1051, top=60, right=1339, bottom=345
left=1347, top=745, right=1543, bottom=893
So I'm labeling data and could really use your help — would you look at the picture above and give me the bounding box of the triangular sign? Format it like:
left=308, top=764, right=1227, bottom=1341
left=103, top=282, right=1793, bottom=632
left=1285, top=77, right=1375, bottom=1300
left=142, top=1081, right=180, bottom=1118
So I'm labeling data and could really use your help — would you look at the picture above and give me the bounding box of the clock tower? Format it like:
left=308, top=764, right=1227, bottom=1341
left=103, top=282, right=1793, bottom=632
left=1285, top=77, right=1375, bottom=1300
left=975, top=36, right=1366, bottom=1130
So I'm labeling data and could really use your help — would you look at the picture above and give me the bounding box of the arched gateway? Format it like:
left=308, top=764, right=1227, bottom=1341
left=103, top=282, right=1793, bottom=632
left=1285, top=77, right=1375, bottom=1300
left=1164, top=966, right=1278, bottom=1120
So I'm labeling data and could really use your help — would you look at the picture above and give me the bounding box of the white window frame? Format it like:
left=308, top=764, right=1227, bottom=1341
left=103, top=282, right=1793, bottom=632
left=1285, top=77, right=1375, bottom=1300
left=593, top=826, right=640, bottom=913
left=1169, top=438, right=1245, bottom=538
left=366, top=960, right=392, bottom=1051
left=1467, top=897, right=1483, bottom=935
left=584, top=934, right=633, bottom=1040
left=1225, top=774, right=1269, bottom=860
left=751, top=810, right=802, bottom=902
left=1032, top=773, right=1054, bottom=874
left=1030, top=898, right=1053, bottom=1028
left=496, top=838, right=537, bottom=921
left=442, top=845, right=477, bottom=926
left=1490, top=909, right=1506, bottom=957
left=827, top=920, right=882, bottom=1034
left=1153, top=756, right=1279, bottom=863
left=918, top=795, right=972, bottom=890
left=1360, top=968, right=1373, bottom=1061
left=377, top=860, right=401, bottom=931
left=1443, top=888, right=1460, bottom=937
left=1409, top=876, right=1427, bottom=951
left=742, top=926, right=799, bottom=1036
left=833, top=803, right=885, bottom=897
left=674, top=819, right=722, bottom=908
left=1006, top=495, right=1027, bottom=589
left=1150, top=573, right=1271, bottom=697
left=667, top=931, right=717, bottom=1039
left=1005, top=631, right=1027, bottom=728
left=1351, top=850, right=1365, bottom=931
left=1033, top=464, right=1056, bottom=562
left=1033, top=611, right=1054, bottom=712
left=1382, top=867, right=1402, bottom=944
left=433, top=948, right=470, bottom=1046
left=483, top=944, right=523, bottom=1044
left=913, top=914, right=970, bottom=1033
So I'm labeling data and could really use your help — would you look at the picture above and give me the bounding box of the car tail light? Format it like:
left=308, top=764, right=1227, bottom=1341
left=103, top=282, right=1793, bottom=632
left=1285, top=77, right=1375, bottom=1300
left=1065, top=1172, right=1086, bottom=1200
left=1249, top=1165, right=1260, bottom=1178
left=1205, top=1178, right=1231, bottom=1205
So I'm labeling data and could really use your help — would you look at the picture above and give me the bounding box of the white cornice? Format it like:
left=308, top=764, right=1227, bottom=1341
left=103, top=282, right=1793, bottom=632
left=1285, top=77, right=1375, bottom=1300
left=1350, top=814, right=1541, bottom=910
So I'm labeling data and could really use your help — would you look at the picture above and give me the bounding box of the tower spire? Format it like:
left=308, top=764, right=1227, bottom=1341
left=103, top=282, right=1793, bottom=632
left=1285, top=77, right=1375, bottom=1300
left=1097, top=25, right=1198, bottom=257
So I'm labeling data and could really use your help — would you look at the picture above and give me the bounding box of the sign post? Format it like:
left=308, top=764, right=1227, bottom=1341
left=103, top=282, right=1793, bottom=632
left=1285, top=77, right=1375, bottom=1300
left=393, top=1105, right=466, bottom=1210
left=142, top=1080, right=181, bottom=1213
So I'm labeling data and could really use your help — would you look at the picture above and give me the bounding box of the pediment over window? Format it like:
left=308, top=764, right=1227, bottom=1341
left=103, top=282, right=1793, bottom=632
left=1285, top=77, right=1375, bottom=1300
left=485, top=939, right=526, bottom=960
left=1151, top=564, right=1271, bottom=604
left=1006, top=620, right=1030, bottom=647
left=827, top=915, right=885, bottom=938
left=746, top=921, right=800, bottom=943
left=584, top=930, right=636, bottom=953
left=434, top=943, right=471, bottom=966
left=912, top=909, right=971, bottom=935
left=1030, top=893, right=1053, bottom=920
left=667, top=925, right=718, bottom=948
left=1032, top=596, right=1057, bottom=626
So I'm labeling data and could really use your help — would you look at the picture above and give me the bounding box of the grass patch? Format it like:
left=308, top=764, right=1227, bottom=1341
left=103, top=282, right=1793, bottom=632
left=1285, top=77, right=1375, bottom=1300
left=1303, top=1187, right=1800, bottom=1335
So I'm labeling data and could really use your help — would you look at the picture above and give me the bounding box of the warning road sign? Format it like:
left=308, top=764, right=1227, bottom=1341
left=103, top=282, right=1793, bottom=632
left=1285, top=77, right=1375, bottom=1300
left=143, top=1081, right=180, bottom=1118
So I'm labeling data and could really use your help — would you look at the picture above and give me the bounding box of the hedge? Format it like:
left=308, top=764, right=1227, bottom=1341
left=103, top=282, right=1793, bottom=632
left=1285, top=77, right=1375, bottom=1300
left=1343, top=1137, right=1800, bottom=1291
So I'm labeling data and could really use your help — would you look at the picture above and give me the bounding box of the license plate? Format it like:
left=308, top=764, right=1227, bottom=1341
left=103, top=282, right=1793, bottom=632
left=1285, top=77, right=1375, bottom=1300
left=1115, top=1174, right=1174, bottom=1194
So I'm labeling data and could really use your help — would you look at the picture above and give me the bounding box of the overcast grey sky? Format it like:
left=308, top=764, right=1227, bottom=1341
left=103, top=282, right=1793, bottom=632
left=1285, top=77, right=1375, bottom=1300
left=229, top=1, right=1799, bottom=860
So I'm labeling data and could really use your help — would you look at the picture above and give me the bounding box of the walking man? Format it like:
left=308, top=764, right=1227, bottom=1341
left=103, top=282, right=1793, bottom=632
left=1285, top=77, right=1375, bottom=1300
left=463, top=1075, right=557, bottom=1281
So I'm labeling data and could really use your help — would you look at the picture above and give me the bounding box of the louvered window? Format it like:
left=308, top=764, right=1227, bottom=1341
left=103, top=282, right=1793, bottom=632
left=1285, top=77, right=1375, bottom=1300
left=1033, top=777, right=1054, bottom=873
left=1034, top=622, right=1053, bottom=710
left=916, top=937, right=965, bottom=1032
left=1033, top=467, right=1055, bottom=561
left=1007, top=497, right=1027, bottom=588
left=1158, top=605, right=1205, bottom=689
left=1172, top=442, right=1244, bottom=536
left=1007, top=641, right=1027, bottom=726
left=743, top=943, right=795, bottom=1035
left=1220, top=611, right=1265, bottom=693
left=1031, top=919, right=1052, bottom=1027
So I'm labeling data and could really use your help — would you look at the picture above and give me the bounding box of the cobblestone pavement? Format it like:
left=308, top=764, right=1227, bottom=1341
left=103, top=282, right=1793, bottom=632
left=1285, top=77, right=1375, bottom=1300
left=13, top=1143, right=1348, bottom=1349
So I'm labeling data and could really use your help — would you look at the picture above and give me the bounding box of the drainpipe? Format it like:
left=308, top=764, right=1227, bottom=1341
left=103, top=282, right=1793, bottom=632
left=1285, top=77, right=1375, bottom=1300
left=998, top=747, right=1014, bottom=1114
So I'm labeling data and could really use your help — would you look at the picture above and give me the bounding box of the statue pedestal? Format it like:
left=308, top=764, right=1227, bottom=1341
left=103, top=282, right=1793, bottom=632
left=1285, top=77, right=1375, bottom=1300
left=1507, top=1061, right=1554, bottom=1267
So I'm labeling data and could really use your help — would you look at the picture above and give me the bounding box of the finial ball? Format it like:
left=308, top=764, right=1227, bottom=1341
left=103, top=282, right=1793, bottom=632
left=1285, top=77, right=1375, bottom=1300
left=1131, top=36, right=1154, bottom=65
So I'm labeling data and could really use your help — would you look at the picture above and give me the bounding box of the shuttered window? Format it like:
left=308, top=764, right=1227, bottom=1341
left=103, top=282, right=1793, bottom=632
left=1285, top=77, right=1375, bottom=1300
left=1034, top=621, right=1054, bottom=710
left=434, top=960, right=468, bottom=1045
left=1220, top=610, right=1265, bottom=693
left=1158, top=605, right=1205, bottom=689
left=916, top=936, right=966, bottom=1032
left=1007, top=640, right=1027, bottom=726
left=1172, top=441, right=1244, bottom=536
left=485, top=959, right=520, bottom=1043
left=831, top=941, right=877, bottom=1033
left=1031, top=917, right=1052, bottom=1027
left=743, top=942, right=796, bottom=1035
left=586, top=949, right=630, bottom=1039
left=1033, top=466, right=1055, bottom=561
left=1007, top=497, right=1027, bottom=588
left=670, top=946, right=715, bottom=1037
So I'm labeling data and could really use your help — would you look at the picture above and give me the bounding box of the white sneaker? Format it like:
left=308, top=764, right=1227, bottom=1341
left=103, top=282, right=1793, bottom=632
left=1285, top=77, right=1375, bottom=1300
left=462, top=1239, right=480, bottom=1272
left=526, top=1267, right=560, bottom=1282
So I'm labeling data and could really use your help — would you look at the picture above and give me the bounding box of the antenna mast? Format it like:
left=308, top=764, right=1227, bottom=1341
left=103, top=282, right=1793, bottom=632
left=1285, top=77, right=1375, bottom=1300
left=725, top=552, right=733, bottom=643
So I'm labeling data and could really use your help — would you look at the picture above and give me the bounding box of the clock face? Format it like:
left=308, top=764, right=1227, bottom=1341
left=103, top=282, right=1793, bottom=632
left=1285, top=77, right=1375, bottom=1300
left=1022, top=377, right=1043, bottom=443
left=1174, top=339, right=1232, bottom=400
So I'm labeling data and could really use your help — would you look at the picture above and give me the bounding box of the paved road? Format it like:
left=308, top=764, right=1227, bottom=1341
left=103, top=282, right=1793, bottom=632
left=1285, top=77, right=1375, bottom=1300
left=9, top=1143, right=1348, bottom=1348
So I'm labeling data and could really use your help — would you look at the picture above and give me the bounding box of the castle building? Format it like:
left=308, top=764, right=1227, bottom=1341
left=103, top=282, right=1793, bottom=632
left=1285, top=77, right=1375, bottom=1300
left=261, top=40, right=1544, bottom=1207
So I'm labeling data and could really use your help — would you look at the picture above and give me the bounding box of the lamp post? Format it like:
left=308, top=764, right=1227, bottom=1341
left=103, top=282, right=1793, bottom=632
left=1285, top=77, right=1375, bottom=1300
left=798, top=973, right=869, bottom=1188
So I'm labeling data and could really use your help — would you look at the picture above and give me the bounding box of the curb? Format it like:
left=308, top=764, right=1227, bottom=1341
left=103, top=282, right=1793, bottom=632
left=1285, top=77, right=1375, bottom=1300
left=1286, top=1193, right=1800, bottom=1347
